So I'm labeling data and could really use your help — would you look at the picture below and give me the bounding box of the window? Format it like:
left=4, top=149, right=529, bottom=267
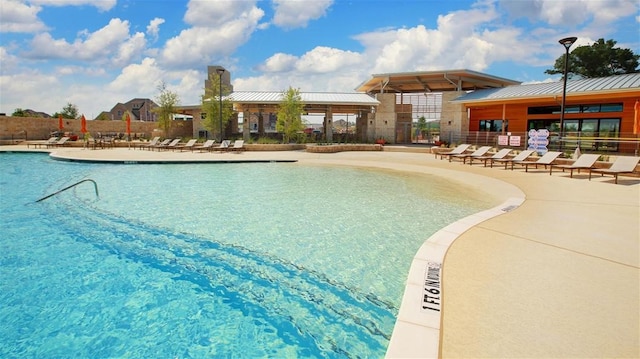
left=201, top=112, right=207, bottom=119
left=526, top=118, right=621, bottom=151
left=528, top=103, right=623, bottom=115
left=479, top=119, right=508, bottom=132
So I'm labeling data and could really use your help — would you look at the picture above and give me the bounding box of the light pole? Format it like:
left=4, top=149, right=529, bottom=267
left=558, top=36, right=577, bottom=151
left=216, top=68, right=225, bottom=142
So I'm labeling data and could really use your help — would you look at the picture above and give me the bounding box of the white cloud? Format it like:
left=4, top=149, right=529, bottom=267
left=29, top=0, right=116, bottom=12
left=0, top=46, right=19, bottom=71
left=146, top=17, right=165, bottom=41
left=271, top=0, right=333, bottom=29
left=25, top=18, right=145, bottom=66
left=257, top=53, right=298, bottom=72
left=354, top=5, right=509, bottom=74
left=500, top=0, right=638, bottom=26
left=184, top=0, right=259, bottom=27
left=295, top=46, right=363, bottom=73
left=161, top=5, right=264, bottom=68
left=108, top=57, right=163, bottom=93
left=0, top=0, right=47, bottom=33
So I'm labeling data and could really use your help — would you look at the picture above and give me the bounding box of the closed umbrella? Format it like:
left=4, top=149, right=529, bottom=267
left=58, top=114, right=64, bottom=131
left=81, top=115, right=87, bottom=134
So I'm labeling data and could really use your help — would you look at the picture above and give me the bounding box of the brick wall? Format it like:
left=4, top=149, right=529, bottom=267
left=0, top=116, right=193, bottom=141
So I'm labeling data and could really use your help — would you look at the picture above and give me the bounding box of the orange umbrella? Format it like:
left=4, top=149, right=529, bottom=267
left=58, top=114, right=64, bottom=131
left=126, top=113, right=131, bottom=135
left=80, top=115, right=87, bottom=134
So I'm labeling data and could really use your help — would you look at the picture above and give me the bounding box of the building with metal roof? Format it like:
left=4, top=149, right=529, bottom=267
left=450, top=72, right=640, bottom=154
left=452, top=72, right=640, bottom=104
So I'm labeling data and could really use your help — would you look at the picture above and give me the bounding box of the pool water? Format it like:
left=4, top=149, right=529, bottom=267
left=0, top=153, right=491, bottom=358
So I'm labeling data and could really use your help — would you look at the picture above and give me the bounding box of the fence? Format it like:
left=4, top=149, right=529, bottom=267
left=441, top=131, right=640, bottom=156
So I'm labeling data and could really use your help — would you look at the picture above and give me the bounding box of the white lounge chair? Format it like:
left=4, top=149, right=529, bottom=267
left=449, top=146, right=492, bottom=163
left=197, top=139, right=216, bottom=152
left=492, top=150, right=534, bottom=169
left=512, top=151, right=562, bottom=172
left=177, top=139, right=198, bottom=152
left=46, top=136, right=70, bottom=148
left=435, top=144, right=471, bottom=160
left=212, top=140, right=231, bottom=152
left=549, top=153, right=600, bottom=177
left=139, top=136, right=160, bottom=150
left=229, top=140, right=245, bottom=152
left=468, top=148, right=513, bottom=167
left=588, top=156, right=640, bottom=184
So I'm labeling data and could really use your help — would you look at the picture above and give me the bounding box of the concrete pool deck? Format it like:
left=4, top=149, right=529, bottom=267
left=2, top=145, right=639, bottom=358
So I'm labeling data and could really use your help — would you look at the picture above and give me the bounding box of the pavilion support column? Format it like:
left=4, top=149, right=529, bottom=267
left=258, top=112, right=264, bottom=136
left=243, top=108, right=250, bottom=142
left=325, top=106, right=333, bottom=142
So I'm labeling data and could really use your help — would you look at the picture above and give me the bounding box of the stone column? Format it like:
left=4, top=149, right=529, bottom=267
left=325, top=106, right=333, bottom=142
left=242, top=108, right=250, bottom=142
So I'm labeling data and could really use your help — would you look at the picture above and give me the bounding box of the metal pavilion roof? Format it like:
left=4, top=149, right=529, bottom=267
left=227, top=91, right=379, bottom=114
left=228, top=91, right=379, bottom=105
left=355, top=69, right=521, bottom=94
left=452, top=73, right=640, bottom=104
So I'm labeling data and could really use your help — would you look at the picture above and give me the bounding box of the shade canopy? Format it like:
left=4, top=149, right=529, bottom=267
left=355, top=69, right=520, bottom=94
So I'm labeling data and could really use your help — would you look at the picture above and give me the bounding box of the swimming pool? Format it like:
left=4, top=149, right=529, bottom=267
left=0, top=153, right=492, bottom=357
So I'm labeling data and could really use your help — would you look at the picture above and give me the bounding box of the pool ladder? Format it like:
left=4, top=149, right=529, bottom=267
left=36, top=179, right=99, bottom=202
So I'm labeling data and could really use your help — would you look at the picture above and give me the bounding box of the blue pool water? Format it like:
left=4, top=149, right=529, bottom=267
left=0, top=153, right=492, bottom=358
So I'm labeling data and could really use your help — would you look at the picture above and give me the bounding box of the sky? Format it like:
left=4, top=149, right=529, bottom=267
left=1, top=0, right=639, bottom=119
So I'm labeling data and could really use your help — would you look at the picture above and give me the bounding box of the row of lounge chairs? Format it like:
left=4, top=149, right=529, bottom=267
left=137, top=137, right=245, bottom=152
left=436, top=144, right=640, bottom=184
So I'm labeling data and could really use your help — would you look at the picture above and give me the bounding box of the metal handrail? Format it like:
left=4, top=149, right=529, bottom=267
left=36, top=179, right=99, bottom=202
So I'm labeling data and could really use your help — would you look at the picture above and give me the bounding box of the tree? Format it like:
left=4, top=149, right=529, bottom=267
left=416, top=116, right=427, bottom=136
left=12, top=108, right=26, bottom=117
left=276, top=87, right=305, bottom=143
left=201, top=72, right=233, bottom=140
left=53, top=103, right=79, bottom=119
left=153, top=81, right=180, bottom=135
left=545, top=38, right=639, bottom=79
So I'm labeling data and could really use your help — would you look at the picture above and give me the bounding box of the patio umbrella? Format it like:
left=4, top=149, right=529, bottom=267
left=80, top=115, right=87, bottom=134
left=58, top=114, right=64, bottom=131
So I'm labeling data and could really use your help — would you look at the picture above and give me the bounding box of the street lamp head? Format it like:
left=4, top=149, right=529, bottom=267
left=216, top=68, right=225, bottom=75
left=558, top=36, right=577, bottom=50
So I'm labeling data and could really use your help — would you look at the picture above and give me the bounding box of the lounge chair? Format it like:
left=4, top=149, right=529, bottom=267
left=449, top=146, right=492, bottom=163
left=151, top=138, right=172, bottom=151
left=139, top=136, right=160, bottom=150
left=588, top=156, right=640, bottom=184
left=162, top=138, right=182, bottom=151
left=212, top=140, right=231, bottom=152
left=46, top=136, right=70, bottom=148
left=229, top=140, right=245, bottom=152
left=492, top=150, right=534, bottom=169
left=177, top=139, right=198, bottom=152
left=549, top=153, right=600, bottom=177
left=196, top=139, right=216, bottom=152
left=468, top=148, right=513, bottom=167
left=511, top=151, right=562, bottom=172
left=435, top=144, right=471, bottom=160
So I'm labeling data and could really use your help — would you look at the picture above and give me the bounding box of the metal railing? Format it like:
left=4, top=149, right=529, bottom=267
left=440, top=131, right=640, bottom=155
left=36, top=179, right=99, bottom=202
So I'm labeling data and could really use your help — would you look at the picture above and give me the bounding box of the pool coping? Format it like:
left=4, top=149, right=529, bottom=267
left=384, top=196, right=525, bottom=358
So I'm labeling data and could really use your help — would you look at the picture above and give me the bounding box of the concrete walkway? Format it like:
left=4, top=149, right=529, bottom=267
left=2, top=145, right=639, bottom=358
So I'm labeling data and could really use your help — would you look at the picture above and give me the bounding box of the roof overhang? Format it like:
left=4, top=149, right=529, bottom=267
left=355, top=69, right=521, bottom=94
left=228, top=91, right=379, bottom=114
